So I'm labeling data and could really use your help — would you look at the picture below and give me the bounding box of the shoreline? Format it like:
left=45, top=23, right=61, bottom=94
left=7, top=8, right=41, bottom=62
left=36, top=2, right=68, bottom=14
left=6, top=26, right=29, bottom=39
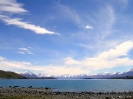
left=0, top=87, right=133, bottom=99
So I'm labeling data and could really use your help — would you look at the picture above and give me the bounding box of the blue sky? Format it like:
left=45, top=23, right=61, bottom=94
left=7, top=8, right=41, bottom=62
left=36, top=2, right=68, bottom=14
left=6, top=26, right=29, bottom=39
left=0, top=0, right=133, bottom=75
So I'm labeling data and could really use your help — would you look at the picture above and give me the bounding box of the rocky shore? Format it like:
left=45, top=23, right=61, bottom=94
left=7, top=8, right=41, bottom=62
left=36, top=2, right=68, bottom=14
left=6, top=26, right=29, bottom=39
left=0, top=87, right=133, bottom=99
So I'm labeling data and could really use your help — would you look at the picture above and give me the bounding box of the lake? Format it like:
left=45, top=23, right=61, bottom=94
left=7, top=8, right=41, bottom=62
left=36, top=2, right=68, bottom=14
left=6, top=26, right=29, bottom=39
left=0, top=79, right=133, bottom=92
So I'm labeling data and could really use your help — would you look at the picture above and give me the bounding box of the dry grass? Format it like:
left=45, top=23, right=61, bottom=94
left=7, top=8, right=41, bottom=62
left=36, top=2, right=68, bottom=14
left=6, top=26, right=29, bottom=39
left=0, top=88, right=133, bottom=99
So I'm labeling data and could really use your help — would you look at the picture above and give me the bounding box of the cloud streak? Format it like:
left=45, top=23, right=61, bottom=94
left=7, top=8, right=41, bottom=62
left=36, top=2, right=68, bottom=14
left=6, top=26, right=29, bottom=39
left=96, top=4, right=116, bottom=39
left=55, top=3, right=83, bottom=25
left=0, top=0, right=58, bottom=35
left=0, top=15, right=56, bottom=35
left=18, top=47, right=33, bottom=54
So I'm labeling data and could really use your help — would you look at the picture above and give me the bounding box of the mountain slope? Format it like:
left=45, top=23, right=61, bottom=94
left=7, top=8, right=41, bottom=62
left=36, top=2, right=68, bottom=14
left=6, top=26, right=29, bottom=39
left=0, top=70, right=25, bottom=79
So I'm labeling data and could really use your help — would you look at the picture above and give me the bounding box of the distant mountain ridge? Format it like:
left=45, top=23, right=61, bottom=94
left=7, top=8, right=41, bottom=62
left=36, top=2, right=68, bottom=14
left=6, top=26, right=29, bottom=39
left=18, top=69, right=133, bottom=79
left=0, top=70, right=25, bottom=79
left=19, top=71, right=56, bottom=79
left=1, top=69, right=133, bottom=79
left=20, top=71, right=37, bottom=79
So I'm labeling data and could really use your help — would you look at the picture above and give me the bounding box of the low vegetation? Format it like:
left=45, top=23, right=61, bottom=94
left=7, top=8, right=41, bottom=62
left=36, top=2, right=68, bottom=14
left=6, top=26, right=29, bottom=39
left=0, top=87, right=133, bottom=99
left=0, top=70, right=25, bottom=79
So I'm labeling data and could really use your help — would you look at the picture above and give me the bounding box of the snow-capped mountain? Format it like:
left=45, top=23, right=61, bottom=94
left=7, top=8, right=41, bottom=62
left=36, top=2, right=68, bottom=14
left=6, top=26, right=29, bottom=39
left=37, top=73, right=51, bottom=78
left=18, top=69, right=133, bottom=79
left=56, top=74, right=74, bottom=79
left=19, top=71, right=37, bottom=78
left=19, top=71, right=55, bottom=79
left=119, top=69, right=133, bottom=77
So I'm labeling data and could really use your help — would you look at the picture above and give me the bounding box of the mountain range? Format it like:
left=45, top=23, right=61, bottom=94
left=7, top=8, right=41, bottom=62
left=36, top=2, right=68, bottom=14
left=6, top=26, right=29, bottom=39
left=19, top=71, right=56, bottom=79
left=18, top=69, right=133, bottom=79
left=0, top=69, right=133, bottom=79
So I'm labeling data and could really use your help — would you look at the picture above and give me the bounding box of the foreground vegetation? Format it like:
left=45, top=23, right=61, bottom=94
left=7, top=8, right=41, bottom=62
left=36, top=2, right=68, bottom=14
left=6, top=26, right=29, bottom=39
left=0, top=87, right=133, bottom=99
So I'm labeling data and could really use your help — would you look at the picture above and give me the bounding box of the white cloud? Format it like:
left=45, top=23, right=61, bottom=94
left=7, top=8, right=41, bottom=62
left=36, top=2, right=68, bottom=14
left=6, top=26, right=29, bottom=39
left=0, top=57, right=31, bottom=71
left=0, top=0, right=58, bottom=35
left=65, top=40, right=133, bottom=71
left=65, top=57, right=80, bottom=65
left=0, top=0, right=27, bottom=14
left=0, top=16, right=57, bottom=35
left=85, top=25, right=93, bottom=29
left=0, top=56, right=4, bottom=61
left=49, top=66, right=85, bottom=75
left=19, top=47, right=34, bottom=54
left=98, top=40, right=133, bottom=59
left=60, top=40, right=133, bottom=74
left=19, top=48, right=29, bottom=51
left=0, top=56, right=86, bottom=76
left=18, top=52, right=25, bottom=54
left=1, top=41, right=133, bottom=75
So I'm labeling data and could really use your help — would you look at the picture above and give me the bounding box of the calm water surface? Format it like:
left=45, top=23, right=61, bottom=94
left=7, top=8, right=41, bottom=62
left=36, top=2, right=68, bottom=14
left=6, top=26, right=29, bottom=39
left=0, top=79, right=133, bottom=92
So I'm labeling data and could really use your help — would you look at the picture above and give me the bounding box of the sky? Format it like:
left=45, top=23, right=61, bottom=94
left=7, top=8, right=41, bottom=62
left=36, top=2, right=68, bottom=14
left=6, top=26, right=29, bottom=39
left=0, top=0, right=133, bottom=76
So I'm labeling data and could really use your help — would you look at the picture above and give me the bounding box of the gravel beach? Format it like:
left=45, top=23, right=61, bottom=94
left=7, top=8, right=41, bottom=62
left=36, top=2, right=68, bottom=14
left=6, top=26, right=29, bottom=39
left=0, top=87, right=133, bottom=99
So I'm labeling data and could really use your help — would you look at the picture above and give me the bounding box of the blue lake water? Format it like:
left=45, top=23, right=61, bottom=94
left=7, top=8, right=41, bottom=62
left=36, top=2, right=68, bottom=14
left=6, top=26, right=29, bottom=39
left=0, top=79, right=133, bottom=92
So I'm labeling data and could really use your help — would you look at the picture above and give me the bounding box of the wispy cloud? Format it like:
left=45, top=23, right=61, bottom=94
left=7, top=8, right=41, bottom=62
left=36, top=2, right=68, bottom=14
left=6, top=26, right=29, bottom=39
left=78, top=43, right=95, bottom=49
left=18, top=52, right=25, bottom=54
left=55, top=3, right=83, bottom=25
left=120, top=0, right=128, bottom=8
left=74, top=4, right=117, bottom=54
left=71, top=3, right=116, bottom=42
left=96, top=5, right=116, bottom=39
left=0, top=0, right=58, bottom=35
left=18, top=47, right=33, bottom=54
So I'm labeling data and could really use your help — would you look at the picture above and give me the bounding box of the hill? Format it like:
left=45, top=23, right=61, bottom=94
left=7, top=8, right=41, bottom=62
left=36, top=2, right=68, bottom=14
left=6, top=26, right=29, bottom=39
left=0, top=70, right=25, bottom=79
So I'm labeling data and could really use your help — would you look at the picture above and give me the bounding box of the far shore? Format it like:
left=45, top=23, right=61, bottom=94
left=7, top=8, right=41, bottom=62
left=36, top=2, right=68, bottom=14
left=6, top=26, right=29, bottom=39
left=0, top=87, right=133, bottom=99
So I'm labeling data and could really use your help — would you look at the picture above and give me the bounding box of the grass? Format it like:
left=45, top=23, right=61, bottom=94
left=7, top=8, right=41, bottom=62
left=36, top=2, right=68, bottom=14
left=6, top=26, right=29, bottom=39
left=0, top=87, right=133, bottom=99
left=0, top=70, right=24, bottom=79
left=0, top=93, right=133, bottom=99
left=0, top=94, right=62, bottom=99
